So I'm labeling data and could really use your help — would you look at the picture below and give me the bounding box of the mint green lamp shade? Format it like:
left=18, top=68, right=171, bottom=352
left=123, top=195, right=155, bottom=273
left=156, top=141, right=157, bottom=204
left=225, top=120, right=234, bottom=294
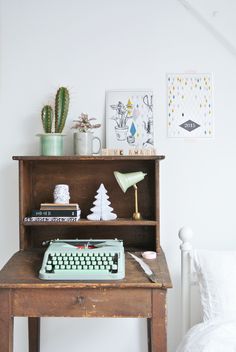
left=113, top=171, right=147, bottom=193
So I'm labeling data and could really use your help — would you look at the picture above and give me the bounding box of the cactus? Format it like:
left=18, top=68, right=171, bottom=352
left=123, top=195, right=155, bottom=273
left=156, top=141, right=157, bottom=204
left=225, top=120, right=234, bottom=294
left=55, top=87, right=70, bottom=133
left=41, top=105, right=53, bottom=133
left=41, top=87, right=70, bottom=133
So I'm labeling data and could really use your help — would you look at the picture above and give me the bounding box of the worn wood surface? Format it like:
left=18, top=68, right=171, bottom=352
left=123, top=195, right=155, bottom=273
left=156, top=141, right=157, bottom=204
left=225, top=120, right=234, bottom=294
left=147, top=290, right=167, bottom=352
left=23, top=219, right=157, bottom=226
left=155, top=160, right=160, bottom=253
left=0, top=290, right=13, bottom=352
left=28, top=317, right=40, bottom=352
left=0, top=250, right=172, bottom=289
left=13, top=288, right=151, bottom=317
left=13, top=156, right=165, bottom=161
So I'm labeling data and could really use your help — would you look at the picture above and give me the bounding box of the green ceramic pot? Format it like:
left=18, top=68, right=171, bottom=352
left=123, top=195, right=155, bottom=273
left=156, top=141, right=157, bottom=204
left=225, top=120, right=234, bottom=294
left=37, top=133, right=65, bottom=156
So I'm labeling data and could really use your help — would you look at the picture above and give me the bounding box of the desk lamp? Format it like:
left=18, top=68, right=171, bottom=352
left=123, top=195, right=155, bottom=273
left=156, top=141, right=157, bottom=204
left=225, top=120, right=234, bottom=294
left=114, top=171, right=147, bottom=220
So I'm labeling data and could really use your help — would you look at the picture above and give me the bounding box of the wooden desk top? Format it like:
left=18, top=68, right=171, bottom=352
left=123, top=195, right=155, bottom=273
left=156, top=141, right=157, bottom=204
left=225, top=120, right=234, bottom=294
left=0, top=249, right=172, bottom=289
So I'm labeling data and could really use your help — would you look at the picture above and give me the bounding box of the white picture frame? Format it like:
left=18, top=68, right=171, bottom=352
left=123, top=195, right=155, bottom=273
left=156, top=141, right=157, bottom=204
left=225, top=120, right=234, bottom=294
left=106, top=90, right=155, bottom=154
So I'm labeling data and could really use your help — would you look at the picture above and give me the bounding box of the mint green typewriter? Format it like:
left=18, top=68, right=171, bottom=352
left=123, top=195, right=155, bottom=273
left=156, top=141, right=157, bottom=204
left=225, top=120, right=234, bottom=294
left=39, top=239, right=125, bottom=280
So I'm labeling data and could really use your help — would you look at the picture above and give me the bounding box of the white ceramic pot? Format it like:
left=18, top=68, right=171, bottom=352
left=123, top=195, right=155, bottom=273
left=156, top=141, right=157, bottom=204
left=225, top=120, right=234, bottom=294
left=114, top=126, right=128, bottom=141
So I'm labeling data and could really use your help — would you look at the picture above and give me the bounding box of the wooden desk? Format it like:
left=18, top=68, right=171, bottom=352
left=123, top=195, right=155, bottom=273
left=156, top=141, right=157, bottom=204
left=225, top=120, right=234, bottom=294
left=3, top=155, right=172, bottom=351
left=0, top=249, right=171, bottom=352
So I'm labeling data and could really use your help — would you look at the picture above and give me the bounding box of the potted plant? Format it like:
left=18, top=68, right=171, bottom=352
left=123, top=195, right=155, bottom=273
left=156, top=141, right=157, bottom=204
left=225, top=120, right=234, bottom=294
left=110, top=100, right=133, bottom=141
left=71, top=113, right=101, bottom=155
left=37, top=87, right=70, bottom=156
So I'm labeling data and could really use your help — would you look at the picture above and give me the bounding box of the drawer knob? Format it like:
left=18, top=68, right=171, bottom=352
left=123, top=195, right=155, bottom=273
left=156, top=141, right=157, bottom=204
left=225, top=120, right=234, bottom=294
left=76, top=296, right=85, bottom=305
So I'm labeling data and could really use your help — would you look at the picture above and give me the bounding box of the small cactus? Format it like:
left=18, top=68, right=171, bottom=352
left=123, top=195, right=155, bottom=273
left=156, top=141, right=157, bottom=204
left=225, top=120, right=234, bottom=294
left=55, top=87, right=70, bottom=133
left=41, top=105, right=53, bottom=133
left=41, top=87, right=70, bottom=133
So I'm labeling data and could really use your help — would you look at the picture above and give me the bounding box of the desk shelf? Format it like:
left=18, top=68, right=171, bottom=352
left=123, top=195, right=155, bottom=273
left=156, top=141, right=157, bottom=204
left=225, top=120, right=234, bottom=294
left=23, top=219, right=157, bottom=226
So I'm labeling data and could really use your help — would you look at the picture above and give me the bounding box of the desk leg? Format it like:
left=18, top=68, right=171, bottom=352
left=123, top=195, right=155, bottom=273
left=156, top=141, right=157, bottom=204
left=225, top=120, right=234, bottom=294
left=147, top=289, right=167, bottom=352
left=0, top=289, right=13, bottom=352
left=28, top=317, right=40, bottom=352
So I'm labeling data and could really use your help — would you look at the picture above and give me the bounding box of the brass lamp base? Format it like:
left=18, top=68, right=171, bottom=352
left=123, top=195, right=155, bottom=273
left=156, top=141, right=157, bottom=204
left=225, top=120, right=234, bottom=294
left=133, top=184, right=142, bottom=220
left=133, top=212, right=142, bottom=220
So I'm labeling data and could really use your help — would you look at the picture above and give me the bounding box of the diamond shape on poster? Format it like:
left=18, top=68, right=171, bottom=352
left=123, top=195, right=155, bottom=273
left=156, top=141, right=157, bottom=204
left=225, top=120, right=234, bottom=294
left=179, top=120, right=200, bottom=132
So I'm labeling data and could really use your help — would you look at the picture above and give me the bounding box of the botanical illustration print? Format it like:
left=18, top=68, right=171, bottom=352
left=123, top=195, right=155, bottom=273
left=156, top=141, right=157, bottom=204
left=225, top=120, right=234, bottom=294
left=106, top=90, right=154, bottom=152
left=167, top=73, right=213, bottom=138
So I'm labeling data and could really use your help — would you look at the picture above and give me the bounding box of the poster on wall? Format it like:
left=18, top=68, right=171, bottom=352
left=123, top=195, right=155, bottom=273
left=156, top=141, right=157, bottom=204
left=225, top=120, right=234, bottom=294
left=106, top=90, right=155, bottom=154
left=167, top=73, right=213, bottom=138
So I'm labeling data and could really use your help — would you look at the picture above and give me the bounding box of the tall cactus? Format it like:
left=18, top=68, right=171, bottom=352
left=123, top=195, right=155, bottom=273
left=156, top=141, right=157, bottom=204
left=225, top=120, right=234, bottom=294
left=55, top=87, right=70, bottom=133
left=41, top=105, right=53, bottom=133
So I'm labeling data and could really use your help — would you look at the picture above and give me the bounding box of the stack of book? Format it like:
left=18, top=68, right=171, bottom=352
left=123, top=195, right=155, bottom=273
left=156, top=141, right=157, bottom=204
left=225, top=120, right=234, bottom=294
left=24, top=203, right=81, bottom=222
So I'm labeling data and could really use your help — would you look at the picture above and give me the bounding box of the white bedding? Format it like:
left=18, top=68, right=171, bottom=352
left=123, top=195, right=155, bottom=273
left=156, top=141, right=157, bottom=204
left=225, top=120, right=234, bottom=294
left=176, top=318, right=236, bottom=352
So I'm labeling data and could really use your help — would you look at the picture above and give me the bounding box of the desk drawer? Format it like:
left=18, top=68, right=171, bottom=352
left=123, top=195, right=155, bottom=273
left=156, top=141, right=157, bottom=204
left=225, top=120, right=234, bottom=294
left=12, top=288, right=152, bottom=317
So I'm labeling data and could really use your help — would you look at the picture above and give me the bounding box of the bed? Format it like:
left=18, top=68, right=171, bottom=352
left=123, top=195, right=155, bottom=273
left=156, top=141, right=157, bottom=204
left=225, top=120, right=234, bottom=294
left=176, top=227, right=236, bottom=352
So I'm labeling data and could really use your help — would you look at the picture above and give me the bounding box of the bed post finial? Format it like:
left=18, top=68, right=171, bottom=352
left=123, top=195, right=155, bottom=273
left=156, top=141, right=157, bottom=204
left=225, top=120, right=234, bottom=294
left=179, top=226, right=193, bottom=337
left=179, top=226, right=193, bottom=251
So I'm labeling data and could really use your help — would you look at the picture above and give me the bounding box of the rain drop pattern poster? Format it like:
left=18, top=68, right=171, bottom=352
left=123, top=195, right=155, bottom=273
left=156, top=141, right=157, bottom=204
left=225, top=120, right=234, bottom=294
left=167, top=73, right=213, bottom=138
left=106, top=90, right=155, bottom=152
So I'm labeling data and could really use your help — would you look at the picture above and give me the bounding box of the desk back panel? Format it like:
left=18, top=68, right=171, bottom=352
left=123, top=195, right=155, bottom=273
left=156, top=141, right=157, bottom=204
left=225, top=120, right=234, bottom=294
left=13, top=156, right=163, bottom=252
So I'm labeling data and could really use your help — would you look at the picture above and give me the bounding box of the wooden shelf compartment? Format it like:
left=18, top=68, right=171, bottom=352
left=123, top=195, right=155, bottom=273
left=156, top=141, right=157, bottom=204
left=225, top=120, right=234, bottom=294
left=14, top=155, right=162, bottom=252
left=26, top=225, right=157, bottom=252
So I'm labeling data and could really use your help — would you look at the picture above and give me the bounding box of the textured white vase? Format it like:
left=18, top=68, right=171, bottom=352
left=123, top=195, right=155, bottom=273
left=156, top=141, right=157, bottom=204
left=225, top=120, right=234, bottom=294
left=53, top=184, right=70, bottom=204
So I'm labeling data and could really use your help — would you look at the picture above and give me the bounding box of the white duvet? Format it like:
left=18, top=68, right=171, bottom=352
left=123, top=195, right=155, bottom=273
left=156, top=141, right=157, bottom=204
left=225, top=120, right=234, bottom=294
left=176, top=318, right=236, bottom=352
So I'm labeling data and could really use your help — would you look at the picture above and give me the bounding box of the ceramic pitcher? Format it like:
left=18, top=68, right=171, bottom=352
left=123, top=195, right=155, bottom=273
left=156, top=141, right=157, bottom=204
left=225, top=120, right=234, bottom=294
left=74, top=132, right=101, bottom=156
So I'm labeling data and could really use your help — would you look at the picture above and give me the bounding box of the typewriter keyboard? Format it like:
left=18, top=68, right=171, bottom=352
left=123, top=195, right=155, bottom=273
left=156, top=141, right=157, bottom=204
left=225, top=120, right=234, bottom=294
left=44, top=251, right=119, bottom=279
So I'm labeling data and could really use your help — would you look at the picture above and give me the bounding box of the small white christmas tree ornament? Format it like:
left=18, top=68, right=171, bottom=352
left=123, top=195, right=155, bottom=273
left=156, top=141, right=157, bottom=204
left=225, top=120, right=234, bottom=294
left=87, top=183, right=117, bottom=221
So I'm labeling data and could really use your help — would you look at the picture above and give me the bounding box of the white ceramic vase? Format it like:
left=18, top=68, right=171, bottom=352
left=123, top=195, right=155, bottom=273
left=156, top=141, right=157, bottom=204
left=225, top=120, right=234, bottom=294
left=74, top=132, right=101, bottom=156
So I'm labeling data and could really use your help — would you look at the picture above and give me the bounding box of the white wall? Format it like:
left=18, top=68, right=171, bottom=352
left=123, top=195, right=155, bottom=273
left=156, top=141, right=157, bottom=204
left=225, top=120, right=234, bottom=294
left=1, top=0, right=236, bottom=351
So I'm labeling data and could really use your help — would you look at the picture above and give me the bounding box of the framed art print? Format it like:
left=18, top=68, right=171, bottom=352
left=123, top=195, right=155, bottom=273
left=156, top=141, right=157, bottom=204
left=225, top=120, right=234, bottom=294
left=167, top=73, right=214, bottom=138
left=106, top=90, right=155, bottom=153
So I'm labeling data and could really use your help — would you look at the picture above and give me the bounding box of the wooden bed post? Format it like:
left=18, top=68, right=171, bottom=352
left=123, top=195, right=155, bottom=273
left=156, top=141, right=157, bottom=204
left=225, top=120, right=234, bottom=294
left=178, top=226, right=193, bottom=337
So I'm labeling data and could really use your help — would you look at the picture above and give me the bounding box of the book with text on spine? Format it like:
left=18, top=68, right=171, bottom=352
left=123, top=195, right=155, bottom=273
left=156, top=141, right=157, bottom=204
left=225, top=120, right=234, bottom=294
left=24, top=217, right=81, bottom=222
left=31, top=209, right=81, bottom=217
